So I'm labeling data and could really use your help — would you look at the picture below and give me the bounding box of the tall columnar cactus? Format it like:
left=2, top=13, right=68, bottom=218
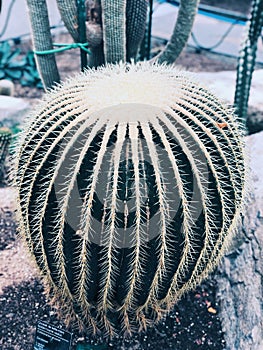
left=26, top=0, right=60, bottom=89
left=0, top=127, right=12, bottom=183
left=234, top=0, right=263, bottom=124
left=26, top=0, right=198, bottom=89
left=27, top=0, right=148, bottom=88
left=14, top=63, right=246, bottom=336
left=156, top=0, right=199, bottom=64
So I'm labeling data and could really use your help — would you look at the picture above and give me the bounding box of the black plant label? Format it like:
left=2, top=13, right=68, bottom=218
left=34, top=320, right=72, bottom=350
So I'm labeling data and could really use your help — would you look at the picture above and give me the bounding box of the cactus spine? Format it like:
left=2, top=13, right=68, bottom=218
left=0, top=127, right=12, bottom=184
left=14, top=63, right=246, bottom=336
left=234, top=0, right=263, bottom=124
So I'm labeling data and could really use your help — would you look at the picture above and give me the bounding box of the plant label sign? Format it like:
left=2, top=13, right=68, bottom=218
left=34, top=320, right=72, bottom=350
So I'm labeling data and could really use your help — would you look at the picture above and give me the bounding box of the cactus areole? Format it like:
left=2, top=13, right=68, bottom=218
left=15, top=63, right=245, bottom=336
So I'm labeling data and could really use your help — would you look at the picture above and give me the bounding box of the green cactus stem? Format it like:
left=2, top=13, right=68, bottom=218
left=100, top=0, right=148, bottom=63
left=126, top=0, right=148, bottom=61
left=155, top=0, right=200, bottom=64
left=14, top=62, right=246, bottom=337
left=234, top=0, right=263, bottom=125
left=26, top=0, right=60, bottom=90
left=101, top=0, right=127, bottom=63
left=86, top=0, right=148, bottom=65
left=56, top=0, right=80, bottom=42
left=0, top=127, right=12, bottom=183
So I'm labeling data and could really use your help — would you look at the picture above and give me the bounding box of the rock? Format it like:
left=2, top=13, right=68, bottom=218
left=0, top=242, right=39, bottom=295
left=0, top=187, right=18, bottom=211
left=246, top=106, right=263, bottom=135
left=0, top=96, right=29, bottom=129
left=215, top=131, right=263, bottom=350
left=0, top=80, right=14, bottom=96
left=248, top=130, right=263, bottom=181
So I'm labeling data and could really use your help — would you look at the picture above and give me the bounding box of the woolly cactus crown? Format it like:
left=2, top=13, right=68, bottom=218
left=15, top=62, right=245, bottom=336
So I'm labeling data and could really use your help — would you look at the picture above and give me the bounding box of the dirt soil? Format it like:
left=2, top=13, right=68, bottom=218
left=0, top=1, right=253, bottom=349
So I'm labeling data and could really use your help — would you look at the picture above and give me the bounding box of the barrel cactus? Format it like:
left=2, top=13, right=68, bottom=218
left=14, top=62, right=245, bottom=336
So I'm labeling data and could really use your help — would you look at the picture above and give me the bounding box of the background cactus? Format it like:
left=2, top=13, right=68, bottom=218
left=27, top=0, right=148, bottom=88
left=234, top=0, right=263, bottom=125
left=26, top=0, right=199, bottom=89
left=14, top=63, right=246, bottom=336
left=155, top=0, right=199, bottom=64
left=0, top=127, right=12, bottom=184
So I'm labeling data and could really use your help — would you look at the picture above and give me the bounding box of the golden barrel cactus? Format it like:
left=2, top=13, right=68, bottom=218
left=14, top=63, right=246, bottom=336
